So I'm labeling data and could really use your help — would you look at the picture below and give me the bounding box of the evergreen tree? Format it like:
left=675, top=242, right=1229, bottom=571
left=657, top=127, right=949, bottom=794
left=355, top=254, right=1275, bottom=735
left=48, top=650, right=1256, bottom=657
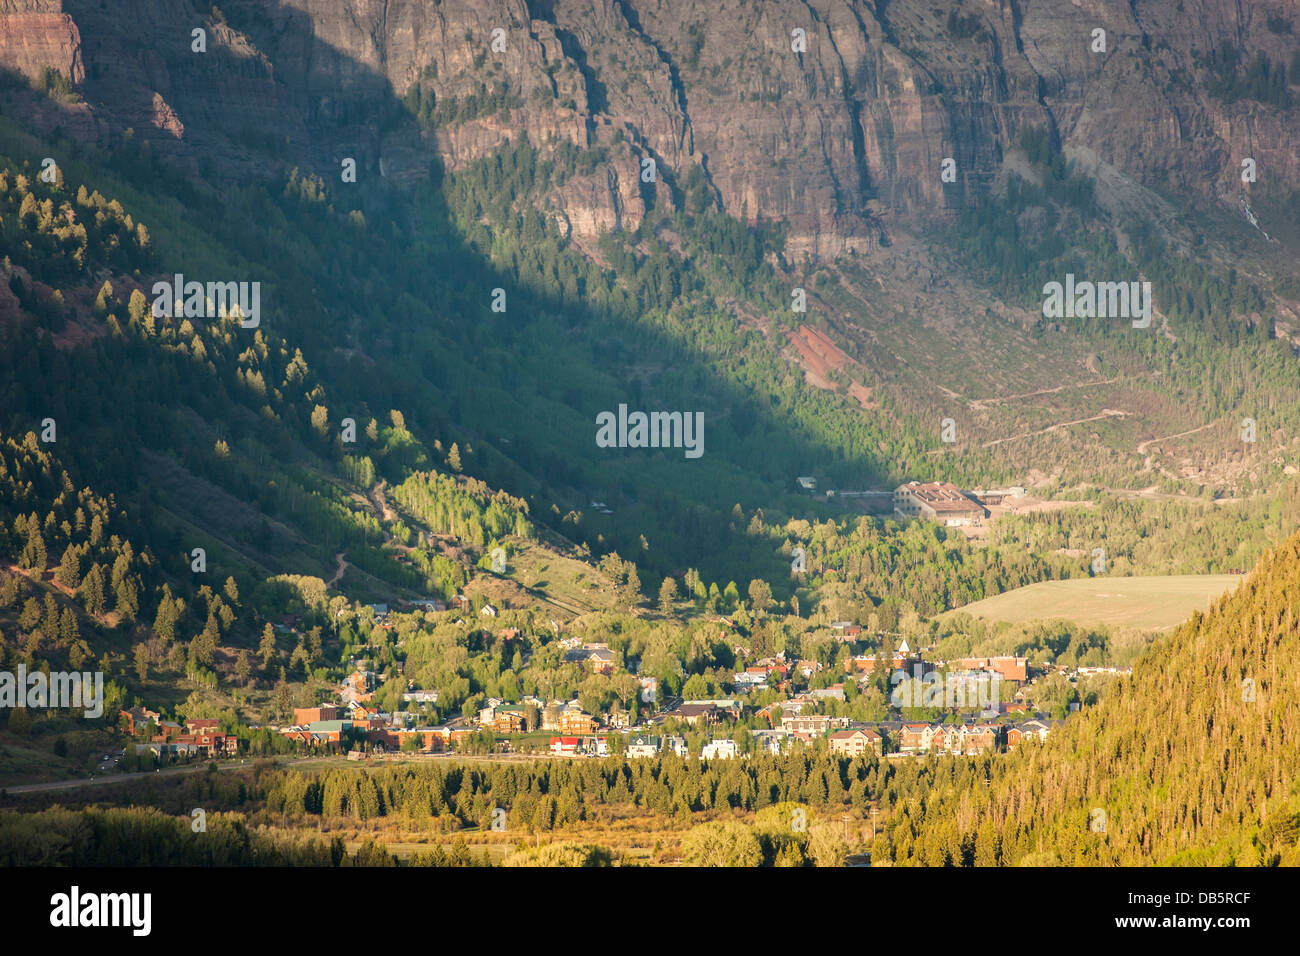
left=20, top=526, right=46, bottom=574
left=114, top=574, right=139, bottom=621
left=18, top=597, right=41, bottom=631
left=658, top=576, right=678, bottom=614
left=259, top=624, right=278, bottom=670
left=58, top=607, right=77, bottom=644
left=152, top=590, right=178, bottom=643
left=55, top=544, right=81, bottom=589
left=81, top=563, right=105, bottom=616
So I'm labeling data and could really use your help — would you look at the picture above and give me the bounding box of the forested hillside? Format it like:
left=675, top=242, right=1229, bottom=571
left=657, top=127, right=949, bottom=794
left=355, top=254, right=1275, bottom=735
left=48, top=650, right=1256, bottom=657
left=878, top=530, right=1300, bottom=866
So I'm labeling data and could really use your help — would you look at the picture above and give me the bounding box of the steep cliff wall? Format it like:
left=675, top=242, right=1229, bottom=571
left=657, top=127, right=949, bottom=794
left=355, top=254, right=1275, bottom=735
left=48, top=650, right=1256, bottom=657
left=0, top=0, right=1295, bottom=252
left=0, top=2, right=82, bottom=84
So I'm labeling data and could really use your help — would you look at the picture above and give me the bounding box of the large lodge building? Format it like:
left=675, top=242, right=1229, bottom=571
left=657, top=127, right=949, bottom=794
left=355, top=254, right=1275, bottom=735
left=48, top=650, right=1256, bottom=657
left=893, top=481, right=988, bottom=527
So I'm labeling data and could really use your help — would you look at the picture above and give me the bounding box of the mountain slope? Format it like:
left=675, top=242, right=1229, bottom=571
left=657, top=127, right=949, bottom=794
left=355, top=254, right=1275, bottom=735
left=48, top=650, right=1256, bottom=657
left=880, top=529, right=1300, bottom=866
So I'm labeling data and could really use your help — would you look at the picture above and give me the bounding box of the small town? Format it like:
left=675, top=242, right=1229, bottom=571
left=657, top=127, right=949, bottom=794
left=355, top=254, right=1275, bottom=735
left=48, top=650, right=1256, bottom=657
left=112, top=593, right=1124, bottom=768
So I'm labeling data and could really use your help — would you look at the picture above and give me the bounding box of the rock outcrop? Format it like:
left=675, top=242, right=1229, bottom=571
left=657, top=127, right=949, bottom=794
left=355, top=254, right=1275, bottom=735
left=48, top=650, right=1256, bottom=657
left=0, top=2, right=82, bottom=84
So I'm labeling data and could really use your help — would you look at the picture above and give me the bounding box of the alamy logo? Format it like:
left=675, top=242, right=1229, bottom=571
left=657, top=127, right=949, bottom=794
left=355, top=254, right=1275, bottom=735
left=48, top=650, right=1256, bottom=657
left=595, top=404, right=704, bottom=459
left=890, top=666, right=1002, bottom=713
left=0, top=666, right=103, bottom=718
left=151, top=273, right=260, bottom=328
left=50, top=886, right=151, bottom=936
left=1042, top=274, right=1151, bottom=328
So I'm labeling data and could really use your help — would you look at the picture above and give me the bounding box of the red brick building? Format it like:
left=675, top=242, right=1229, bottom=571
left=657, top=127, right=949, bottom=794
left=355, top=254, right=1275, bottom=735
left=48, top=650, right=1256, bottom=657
left=293, top=706, right=342, bottom=726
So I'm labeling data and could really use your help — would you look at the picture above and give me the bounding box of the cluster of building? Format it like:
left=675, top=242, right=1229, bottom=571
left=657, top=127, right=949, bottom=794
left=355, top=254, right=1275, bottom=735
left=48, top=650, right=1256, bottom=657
left=841, top=642, right=1029, bottom=691
left=731, top=658, right=793, bottom=692
left=120, top=707, right=238, bottom=759
left=121, top=659, right=1058, bottom=763
left=614, top=731, right=791, bottom=760
left=828, top=718, right=1051, bottom=757
left=115, top=578, right=1085, bottom=767
left=279, top=702, right=470, bottom=752
left=560, top=714, right=1057, bottom=762
left=541, top=714, right=1056, bottom=762
left=478, top=698, right=601, bottom=735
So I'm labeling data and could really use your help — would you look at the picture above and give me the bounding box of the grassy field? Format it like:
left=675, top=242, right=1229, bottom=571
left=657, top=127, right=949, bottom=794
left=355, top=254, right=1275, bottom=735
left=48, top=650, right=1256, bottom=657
left=945, top=574, right=1246, bottom=630
left=487, top=537, right=622, bottom=617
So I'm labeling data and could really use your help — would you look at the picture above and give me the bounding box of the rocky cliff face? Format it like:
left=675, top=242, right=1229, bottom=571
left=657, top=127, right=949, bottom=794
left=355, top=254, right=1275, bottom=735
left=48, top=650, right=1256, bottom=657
left=0, top=2, right=82, bottom=83
left=0, top=0, right=1296, bottom=252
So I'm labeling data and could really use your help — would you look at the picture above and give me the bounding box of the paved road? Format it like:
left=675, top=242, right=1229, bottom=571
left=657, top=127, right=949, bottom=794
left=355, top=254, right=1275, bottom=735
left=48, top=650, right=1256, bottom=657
left=2, top=757, right=323, bottom=794
left=4, top=764, right=214, bottom=794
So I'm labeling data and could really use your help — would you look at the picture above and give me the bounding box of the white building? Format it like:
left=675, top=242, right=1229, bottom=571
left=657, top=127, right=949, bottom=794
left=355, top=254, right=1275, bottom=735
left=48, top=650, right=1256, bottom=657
left=402, top=690, right=439, bottom=705
left=701, top=738, right=738, bottom=760
left=627, top=735, right=661, bottom=758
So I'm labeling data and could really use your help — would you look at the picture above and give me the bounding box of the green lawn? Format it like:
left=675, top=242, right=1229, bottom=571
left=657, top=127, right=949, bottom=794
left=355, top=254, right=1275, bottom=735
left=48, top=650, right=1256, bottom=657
left=944, top=574, right=1246, bottom=630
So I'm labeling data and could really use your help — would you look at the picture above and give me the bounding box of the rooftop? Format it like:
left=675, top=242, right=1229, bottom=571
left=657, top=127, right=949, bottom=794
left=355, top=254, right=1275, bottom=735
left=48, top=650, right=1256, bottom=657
left=898, top=481, right=984, bottom=514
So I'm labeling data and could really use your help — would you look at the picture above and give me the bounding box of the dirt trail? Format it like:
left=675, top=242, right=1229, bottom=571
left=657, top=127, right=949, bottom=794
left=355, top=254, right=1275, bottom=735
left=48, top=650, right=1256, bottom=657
left=978, top=409, right=1128, bottom=449
left=5, top=758, right=320, bottom=794
left=1136, top=421, right=1217, bottom=454
left=326, top=552, right=348, bottom=587
left=366, top=481, right=412, bottom=553
left=370, top=481, right=397, bottom=524
left=968, top=378, right=1119, bottom=410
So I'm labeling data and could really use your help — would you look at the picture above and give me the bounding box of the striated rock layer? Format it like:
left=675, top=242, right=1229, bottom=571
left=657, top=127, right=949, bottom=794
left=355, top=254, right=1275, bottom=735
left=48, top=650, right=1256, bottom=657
left=0, top=0, right=1295, bottom=252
